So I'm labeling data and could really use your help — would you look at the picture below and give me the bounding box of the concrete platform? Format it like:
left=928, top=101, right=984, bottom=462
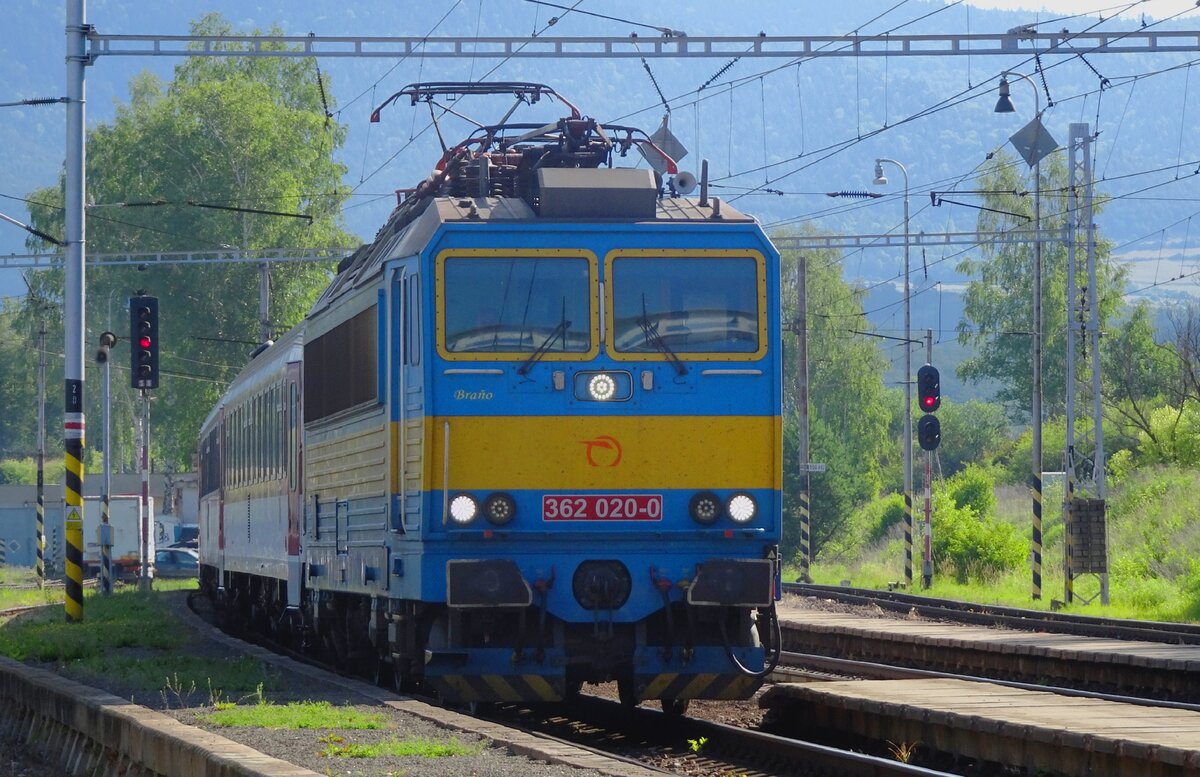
left=762, top=678, right=1200, bottom=777
left=0, top=655, right=321, bottom=777
left=777, top=603, right=1200, bottom=700
left=1, top=594, right=662, bottom=777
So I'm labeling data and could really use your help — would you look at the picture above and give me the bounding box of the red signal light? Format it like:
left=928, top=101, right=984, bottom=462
left=916, top=364, right=941, bottom=413
left=139, top=335, right=152, bottom=349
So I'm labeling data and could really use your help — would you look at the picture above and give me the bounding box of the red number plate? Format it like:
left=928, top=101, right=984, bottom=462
left=542, top=494, right=663, bottom=521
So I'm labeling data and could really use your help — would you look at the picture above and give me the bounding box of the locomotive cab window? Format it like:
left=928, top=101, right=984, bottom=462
left=436, top=250, right=597, bottom=361
left=607, top=250, right=767, bottom=361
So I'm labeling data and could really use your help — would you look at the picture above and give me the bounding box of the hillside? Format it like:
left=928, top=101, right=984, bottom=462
left=3, top=2, right=1199, bottom=303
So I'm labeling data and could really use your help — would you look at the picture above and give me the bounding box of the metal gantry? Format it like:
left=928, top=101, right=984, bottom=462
left=1064, top=123, right=1108, bottom=607
left=1, top=247, right=351, bottom=270
left=83, top=29, right=1200, bottom=60
left=2, top=229, right=1070, bottom=270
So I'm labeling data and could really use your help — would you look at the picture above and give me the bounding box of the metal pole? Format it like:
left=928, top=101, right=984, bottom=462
left=1080, top=126, right=1108, bottom=606
left=259, top=261, right=271, bottom=344
left=101, top=345, right=112, bottom=595
left=1065, top=123, right=1085, bottom=606
left=797, top=257, right=811, bottom=583
left=36, top=313, right=46, bottom=588
left=63, top=0, right=88, bottom=622
left=877, top=157, right=912, bottom=589
left=1002, top=71, right=1045, bottom=602
left=1032, top=147, right=1044, bottom=603
left=904, top=182, right=913, bottom=591
left=923, top=329, right=933, bottom=589
left=139, top=390, right=153, bottom=590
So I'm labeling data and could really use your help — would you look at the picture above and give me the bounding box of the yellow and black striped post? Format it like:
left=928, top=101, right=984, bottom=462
left=64, top=401, right=85, bottom=622
left=35, top=454, right=45, bottom=586
left=903, top=493, right=913, bottom=588
left=35, top=313, right=47, bottom=588
left=1031, top=470, right=1043, bottom=600
left=798, top=490, right=811, bottom=582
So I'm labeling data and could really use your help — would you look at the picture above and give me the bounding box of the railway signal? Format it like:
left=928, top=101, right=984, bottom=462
left=917, top=414, right=941, bottom=451
left=917, top=363, right=941, bottom=451
left=917, top=364, right=940, bottom=412
left=95, top=331, right=116, bottom=364
left=129, top=296, right=159, bottom=389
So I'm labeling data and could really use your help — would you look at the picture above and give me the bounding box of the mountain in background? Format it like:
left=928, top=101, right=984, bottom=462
left=4, top=1, right=1199, bottom=386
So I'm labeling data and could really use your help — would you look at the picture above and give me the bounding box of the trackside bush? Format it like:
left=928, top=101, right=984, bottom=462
left=861, top=492, right=906, bottom=544
left=944, top=464, right=997, bottom=518
left=931, top=490, right=1026, bottom=583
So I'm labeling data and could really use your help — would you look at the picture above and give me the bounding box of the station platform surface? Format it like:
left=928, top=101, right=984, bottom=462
left=761, top=677, right=1200, bottom=776
left=775, top=601, right=1200, bottom=668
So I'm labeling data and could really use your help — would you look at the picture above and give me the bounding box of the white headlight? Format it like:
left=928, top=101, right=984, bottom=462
left=449, top=494, right=479, bottom=524
left=588, top=373, right=617, bottom=401
left=726, top=493, right=757, bottom=523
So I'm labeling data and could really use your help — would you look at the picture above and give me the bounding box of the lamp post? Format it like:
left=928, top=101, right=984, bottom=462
left=995, top=72, right=1045, bottom=601
left=874, top=157, right=913, bottom=589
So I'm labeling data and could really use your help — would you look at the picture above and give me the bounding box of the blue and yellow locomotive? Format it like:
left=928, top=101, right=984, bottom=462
left=197, top=83, right=782, bottom=708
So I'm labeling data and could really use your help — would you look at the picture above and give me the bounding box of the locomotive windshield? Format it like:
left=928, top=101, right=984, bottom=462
left=442, top=256, right=591, bottom=354
left=611, top=256, right=761, bottom=354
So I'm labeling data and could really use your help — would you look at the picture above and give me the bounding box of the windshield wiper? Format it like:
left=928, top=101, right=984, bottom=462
left=638, top=295, right=687, bottom=376
left=518, top=298, right=570, bottom=376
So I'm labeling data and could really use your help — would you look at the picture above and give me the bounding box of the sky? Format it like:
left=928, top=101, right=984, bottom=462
left=4, top=0, right=1200, bottom=305
left=966, top=0, right=1200, bottom=17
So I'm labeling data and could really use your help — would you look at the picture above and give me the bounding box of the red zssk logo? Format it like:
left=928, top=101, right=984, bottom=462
left=581, top=435, right=622, bottom=467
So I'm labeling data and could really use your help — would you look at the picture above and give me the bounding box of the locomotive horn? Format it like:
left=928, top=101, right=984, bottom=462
left=672, top=171, right=697, bottom=195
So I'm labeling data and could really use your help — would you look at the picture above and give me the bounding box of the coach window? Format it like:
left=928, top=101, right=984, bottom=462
left=438, top=252, right=595, bottom=359
left=241, top=405, right=248, bottom=486
left=288, top=383, right=298, bottom=491
left=608, top=252, right=766, bottom=360
left=252, top=395, right=260, bottom=483
left=252, top=399, right=258, bottom=482
left=231, top=408, right=239, bottom=488
left=272, top=384, right=281, bottom=480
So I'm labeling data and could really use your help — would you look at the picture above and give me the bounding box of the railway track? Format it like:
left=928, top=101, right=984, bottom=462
left=786, top=582, right=1200, bottom=644
left=192, top=584, right=1200, bottom=776
left=775, top=650, right=1200, bottom=712
left=185, top=592, right=966, bottom=776
left=488, top=692, right=961, bottom=777
left=779, top=589, right=1200, bottom=702
left=9, top=586, right=1192, bottom=776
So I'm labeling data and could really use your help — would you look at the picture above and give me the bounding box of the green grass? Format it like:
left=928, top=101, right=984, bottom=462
left=0, top=587, right=183, bottom=661
left=0, top=582, right=277, bottom=695
left=798, top=466, right=1200, bottom=621
left=0, top=569, right=198, bottom=610
left=0, top=567, right=64, bottom=609
left=202, top=700, right=385, bottom=730
left=317, top=734, right=481, bottom=759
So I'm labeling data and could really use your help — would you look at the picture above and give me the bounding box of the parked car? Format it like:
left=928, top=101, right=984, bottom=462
left=154, top=548, right=199, bottom=578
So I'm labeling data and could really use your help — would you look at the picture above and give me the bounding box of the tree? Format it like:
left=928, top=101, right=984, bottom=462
left=956, top=150, right=1126, bottom=418
left=1101, top=302, right=1176, bottom=448
left=0, top=299, right=47, bottom=459
left=21, top=14, right=357, bottom=469
left=933, top=399, right=1010, bottom=477
left=778, top=241, right=896, bottom=561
